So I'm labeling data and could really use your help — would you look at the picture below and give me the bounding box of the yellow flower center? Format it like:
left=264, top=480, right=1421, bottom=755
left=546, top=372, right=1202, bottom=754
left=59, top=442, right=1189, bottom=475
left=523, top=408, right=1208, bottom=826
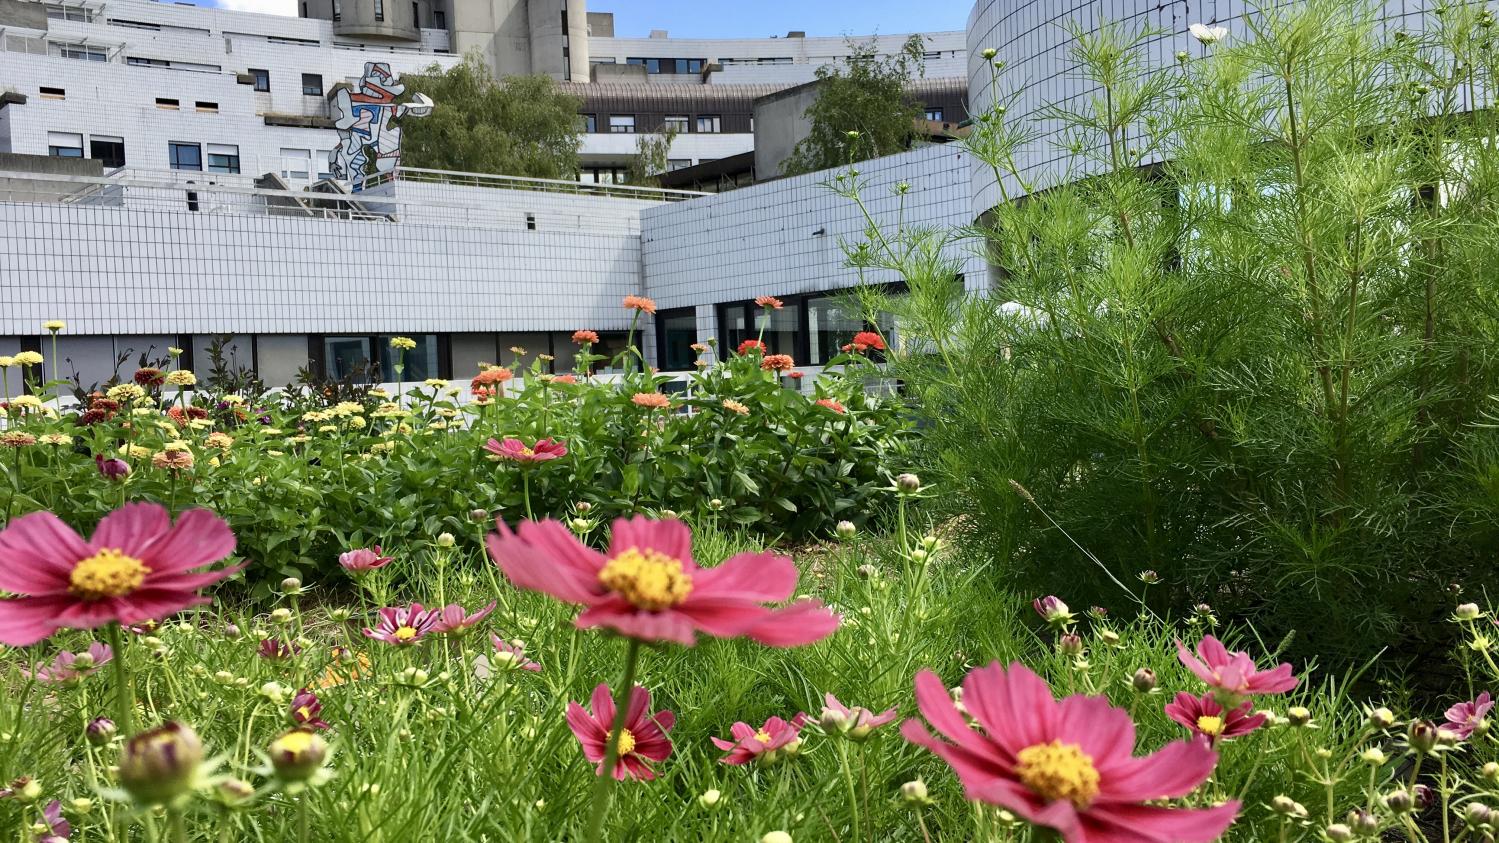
left=297, top=706, right=314, bottom=721
left=616, top=728, right=637, bottom=756
left=394, top=626, right=418, bottom=641
left=597, top=547, right=693, bottom=610
left=273, top=730, right=316, bottom=754
left=1196, top=715, right=1225, bottom=736
left=69, top=548, right=148, bottom=600
left=520, top=447, right=534, bottom=456
left=754, top=730, right=773, bottom=744
left=1015, top=740, right=1101, bottom=808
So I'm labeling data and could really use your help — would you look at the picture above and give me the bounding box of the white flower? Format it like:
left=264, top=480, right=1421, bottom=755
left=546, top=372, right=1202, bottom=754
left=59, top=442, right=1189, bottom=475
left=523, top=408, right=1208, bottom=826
left=1189, top=23, right=1228, bottom=44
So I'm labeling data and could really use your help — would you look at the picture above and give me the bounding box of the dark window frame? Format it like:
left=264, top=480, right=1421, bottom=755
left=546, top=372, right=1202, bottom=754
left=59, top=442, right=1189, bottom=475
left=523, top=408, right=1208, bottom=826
left=89, top=136, right=126, bottom=168
left=301, top=73, right=323, bottom=96
left=207, top=145, right=241, bottom=174
left=168, top=141, right=203, bottom=171
left=249, top=68, right=270, bottom=92
left=714, top=282, right=908, bottom=366
left=309, top=333, right=451, bottom=381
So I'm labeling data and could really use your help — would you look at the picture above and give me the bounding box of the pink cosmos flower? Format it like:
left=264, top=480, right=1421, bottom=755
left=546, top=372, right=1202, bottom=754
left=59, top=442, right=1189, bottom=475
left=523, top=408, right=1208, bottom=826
left=566, top=683, right=674, bottom=781
left=1444, top=692, right=1494, bottom=740
left=0, top=502, right=239, bottom=646
left=486, top=516, right=839, bottom=647
left=338, top=546, right=393, bottom=575
left=362, top=603, right=440, bottom=646
left=484, top=437, right=568, bottom=463
left=289, top=687, right=330, bottom=731
left=489, top=633, right=541, bottom=672
left=822, top=693, right=899, bottom=741
left=23, top=641, right=113, bottom=683
left=95, top=455, right=131, bottom=481
left=1164, top=692, right=1267, bottom=746
left=258, top=638, right=301, bottom=660
left=712, top=713, right=808, bottom=765
left=432, top=601, right=496, bottom=635
left=1176, top=635, right=1299, bottom=701
left=36, top=799, right=70, bottom=843
left=902, top=662, right=1239, bottom=843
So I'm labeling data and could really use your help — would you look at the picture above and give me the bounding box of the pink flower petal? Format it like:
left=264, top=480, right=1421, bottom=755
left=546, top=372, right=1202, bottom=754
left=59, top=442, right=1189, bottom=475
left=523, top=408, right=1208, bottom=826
left=691, top=551, right=798, bottom=601
left=1100, top=739, right=1219, bottom=802
left=135, top=508, right=235, bottom=574
left=575, top=605, right=698, bottom=645
left=0, top=511, right=89, bottom=593
left=608, top=516, right=693, bottom=567
left=487, top=520, right=603, bottom=605
left=741, top=600, right=839, bottom=647
left=89, top=502, right=171, bottom=557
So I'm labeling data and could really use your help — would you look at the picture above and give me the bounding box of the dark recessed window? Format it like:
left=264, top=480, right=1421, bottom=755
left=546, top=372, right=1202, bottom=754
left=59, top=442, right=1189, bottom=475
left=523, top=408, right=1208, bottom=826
left=39, top=86, right=65, bottom=100
left=207, top=143, right=240, bottom=174
left=579, top=113, right=597, bottom=133
left=195, top=101, right=219, bottom=113
left=250, top=68, right=270, bottom=91
left=374, top=0, right=384, bottom=21
left=155, top=97, right=180, bottom=109
left=432, top=8, right=443, bottom=27
left=332, top=0, right=341, bottom=20
left=168, top=141, right=202, bottom=171
left=90, top=136, right=126, bottom=168
left=656, top=308, right=698, bottom=370
left=302, top=73, right=323, bottom=96
left=411, top=0, right=418, bottom=24
left=925, top=107, right=944, bottom=122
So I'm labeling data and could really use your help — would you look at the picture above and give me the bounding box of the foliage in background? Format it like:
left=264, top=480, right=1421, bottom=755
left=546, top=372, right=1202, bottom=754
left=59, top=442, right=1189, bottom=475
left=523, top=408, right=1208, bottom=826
left=626, top=127, right=679, bottom=187
left=782, top=35, right=928, bottom=176
left=843, top=0, right=1499, bottom=680
left=401, top=53, right=583, bottom=179
left=1, top=341, right=909, bottom=591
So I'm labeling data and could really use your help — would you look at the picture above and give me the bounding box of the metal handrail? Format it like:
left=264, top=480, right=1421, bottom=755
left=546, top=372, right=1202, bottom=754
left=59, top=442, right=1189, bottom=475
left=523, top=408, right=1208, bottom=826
left=392, top=167, right=706, bottom=201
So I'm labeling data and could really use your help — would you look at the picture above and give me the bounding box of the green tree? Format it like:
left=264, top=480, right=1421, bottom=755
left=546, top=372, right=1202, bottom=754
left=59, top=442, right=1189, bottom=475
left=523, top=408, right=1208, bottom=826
left=400, top=54, right=583, bottom=178
left=781, top=35, right=927, bottom=176
left=626, top=127, right=678, bottom=187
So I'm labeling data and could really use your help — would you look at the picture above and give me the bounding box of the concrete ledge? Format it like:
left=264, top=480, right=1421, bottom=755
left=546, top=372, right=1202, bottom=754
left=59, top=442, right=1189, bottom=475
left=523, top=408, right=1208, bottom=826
left=264, top=113, right=336, bottom=129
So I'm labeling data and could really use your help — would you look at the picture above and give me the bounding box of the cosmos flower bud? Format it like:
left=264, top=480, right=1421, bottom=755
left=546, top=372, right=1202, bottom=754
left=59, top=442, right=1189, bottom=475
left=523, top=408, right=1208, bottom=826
left=86, top=717, right=117, bottom=746
left=436, top=532, right=455, bottom=548
left=697, top=789, right=722, bottom=809
left=819, top=707, right=850, bottom=733
left=1384, top=789, right=1414, bottom=813
left=761, top=833, right=793, bottom=843
left=1413, top=784, right=1434, bottom=811
left=1456, top=603, right=1483, bottom=621
left=1057, top=633, right=1084, bottom=656
left=469, top=509, right=490, bottom=522
left=1286, top=706, right=1312, bottom=727
left=216, top=778, right=255, bottom=806
left=70, top=797, right=92, bottom=812
left=1131, top=668, right=1157, bottom=693
left=268, top=729, right=328, bottom=782
left=1360, top=747, right=1386, bottom=765
left=280, top=577, right=302, bottom=595
left=1033, top=596, right=1074, bottom=628
left=223, top=623, right=241, bottom=639
left=981, top=47, right=997, bottom=59
left=1483, top=762, right=1499, bottom=784
left=1466, top=803, right=1493, bottom=830
left=1099, top=629, right=1121, bottom=647
left=1137, top=570, right=1161, bottom=585
left=900, top=780, right=931, bottom=806
left=1271, top=796, right=1307, bottom=818
left=1408, top=720, right=1439, bottom=753
left=708, top=498, right=724, bottom=511
left=1175, top=50, right=1189, bottom=63
left=855, top=564, right=876, bottom=580
left=1324, top=823, right=1352, bottom=842
left=1347, top=811, right=1378, bottom=837
left=270, top=608, right=293, bottom=625
left=1367, top=707, right=1395, bottom=729
left=895, top=473, right=922, bottom=494
left=118, top=722, right=204, bottom=804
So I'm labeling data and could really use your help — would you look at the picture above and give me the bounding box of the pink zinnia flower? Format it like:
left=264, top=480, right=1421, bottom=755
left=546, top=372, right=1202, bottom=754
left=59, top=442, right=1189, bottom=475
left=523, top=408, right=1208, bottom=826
left=362, top=603, right=440, bottom=646
left=755, top=295, right=784, bottom=310
left=0, top=502, right=238, bottom=646
left=902, top=662, right=1239, bottom=842
left=487, top=516, right=839, bottom=647
left=289, top=687, right=330, bottom=730
left=566, top=683, right=674, bottom=780
left=1176, top=635, right=1299, bottom=702
left=94, top=455, right=131, bottom=481
left=338, top=546, right=393, bottom=575
left=1164, top=692, right=1267, bottom=746
left=484, top=437, right=568, bottom=463
left=737, top=339, right=766, bottom=355
left=1444, top=692, right=1494, bottom=740
left=712, top=713, right=808, bottom=765
left=822, top=693, right=898, bottom=741
left=23, top=641, right=113, bottom=683
left=432, top=601, right=496, bottom=635
left=489, top=633, right=541, bottom=672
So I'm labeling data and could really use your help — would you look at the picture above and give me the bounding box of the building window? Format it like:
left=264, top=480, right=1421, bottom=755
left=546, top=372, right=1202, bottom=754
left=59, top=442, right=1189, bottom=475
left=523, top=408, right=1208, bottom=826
left=44, top=4, right=92, bottom=21
left=925, top=107, right=944, bottom=122
left=39, top=86, right=65, bottom=100
left=664, top=115, right=688, bottom=133
left=127, top=57, right=170, bottom=68
left=581, top=166, right=628, bottom=184
left=375, top=335, right=437, bottom=380
left=168, top=141, right=203, bottom=171
left=411, top=1, right=419, bottom=25
left=374, top=0, right=383, bottom=21
left=757, top=56, right=792, bottom=65
left=207, top=143, right=241, bottom=174
left=302, top=73, right=323, bottom=96
left=332, top=0, right=341, bottom=20
left=89, top=136, right=126, bottom=168
left=195, top=101, right=219, bottom=113
left=155, top=97, right=180, bottom=110
left=57, top=44, right=107, bottom=62
left=46, top=131, right=83, bottom=159
left=674, top=58, right=703, bottom=74
left=250, top=68, right=270, bottom=92
left=579, top=113, right=597, bottom=133
left=280, top=148, right=312, bottom=181
left=695, top=115, right=721, bottom=133
left=667, top=158, right=691, bottom=170
left=432, top=8, right=443, bottom=27
left=608, top=115, right=635, bottom=134
left=655, top=308, right=698, bottom=371
left=923, top=51, right=942, bottom=61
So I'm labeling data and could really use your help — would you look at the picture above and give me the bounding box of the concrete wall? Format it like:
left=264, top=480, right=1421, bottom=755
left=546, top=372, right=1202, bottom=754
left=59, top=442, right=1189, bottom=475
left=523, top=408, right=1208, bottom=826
left=0, top=151, right=103, bottom=202
left=752, top=81, right=817, bottom=178
left=0, top=0, right=46, bottom=29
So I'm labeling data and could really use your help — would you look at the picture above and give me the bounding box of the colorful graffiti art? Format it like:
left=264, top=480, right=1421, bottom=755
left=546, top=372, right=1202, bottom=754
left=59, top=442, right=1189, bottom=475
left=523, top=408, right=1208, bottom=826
left=328, top=62, right=433, bottom=192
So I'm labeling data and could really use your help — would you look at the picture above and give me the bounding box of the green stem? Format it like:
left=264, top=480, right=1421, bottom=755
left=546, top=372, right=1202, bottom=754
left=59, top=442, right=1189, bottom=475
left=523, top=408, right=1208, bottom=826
left=106, top=623, right=134, bottom=733
left=583, top=638, right=644, bottom=843
left=298, top=794, right=311, bottom=843
left=167, top=807, right=188, bottom=843
left=838, top=739, right=862, bottom=843
left=521, top=471, right=534, bottom=522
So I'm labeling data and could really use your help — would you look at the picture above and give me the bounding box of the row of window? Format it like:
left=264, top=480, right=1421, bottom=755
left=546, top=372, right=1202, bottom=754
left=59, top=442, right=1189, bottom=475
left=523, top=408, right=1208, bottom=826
left=582, top=114, right=723, bottom=134
left=168, top=141, right=242, bottom=174
left=246, top=68, right=325, bottom=96
left=46, top=132, right=125, bottom=168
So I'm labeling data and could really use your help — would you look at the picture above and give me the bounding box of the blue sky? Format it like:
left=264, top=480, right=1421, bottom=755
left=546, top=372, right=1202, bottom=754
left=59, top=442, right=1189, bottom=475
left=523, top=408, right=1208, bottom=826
left=204, top=0, right=971, bottom=36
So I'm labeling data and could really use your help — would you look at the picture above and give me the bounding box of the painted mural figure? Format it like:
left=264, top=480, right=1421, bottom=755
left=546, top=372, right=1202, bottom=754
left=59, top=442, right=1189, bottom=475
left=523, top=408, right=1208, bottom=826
left=328, top=61, right=433, bottom=192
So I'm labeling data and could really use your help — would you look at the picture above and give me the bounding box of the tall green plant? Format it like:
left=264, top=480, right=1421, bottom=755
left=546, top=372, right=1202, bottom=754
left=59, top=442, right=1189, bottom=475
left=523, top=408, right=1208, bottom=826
left=840, top=0, right=1499, bottom=675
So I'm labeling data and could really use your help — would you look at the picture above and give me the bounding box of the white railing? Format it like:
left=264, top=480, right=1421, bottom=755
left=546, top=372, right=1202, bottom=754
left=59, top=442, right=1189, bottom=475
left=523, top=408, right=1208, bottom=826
left=385, top=167, right=706, bottom=202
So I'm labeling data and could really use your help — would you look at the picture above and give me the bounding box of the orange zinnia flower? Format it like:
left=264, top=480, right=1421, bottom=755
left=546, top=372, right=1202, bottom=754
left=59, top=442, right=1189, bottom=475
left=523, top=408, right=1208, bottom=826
left=623, top=295, right=657, bottom=315
left=631, top=392, right=671, bottom=409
